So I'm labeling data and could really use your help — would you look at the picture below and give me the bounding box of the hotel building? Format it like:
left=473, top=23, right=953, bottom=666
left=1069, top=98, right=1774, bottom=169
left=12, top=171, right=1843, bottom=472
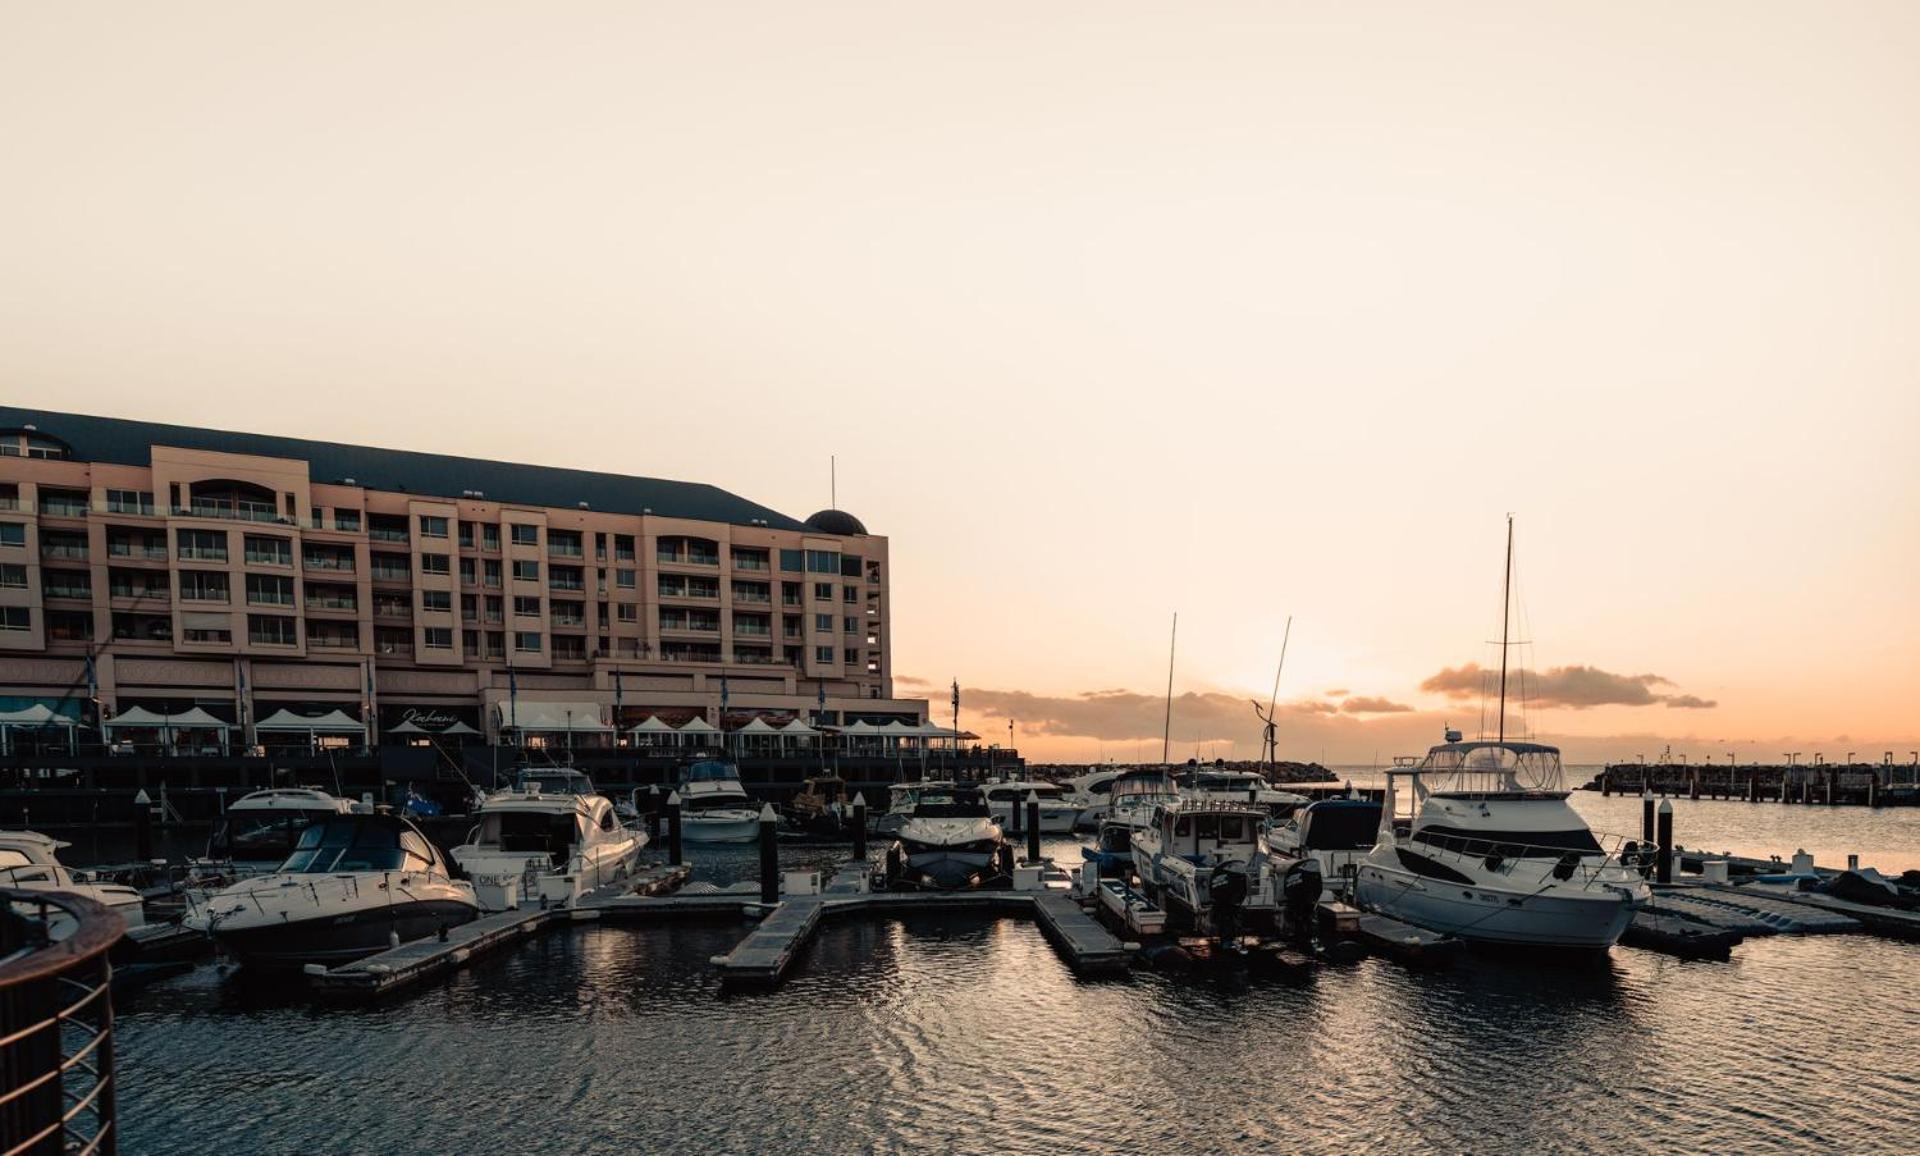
left=0, top=406, right=925, bottom=745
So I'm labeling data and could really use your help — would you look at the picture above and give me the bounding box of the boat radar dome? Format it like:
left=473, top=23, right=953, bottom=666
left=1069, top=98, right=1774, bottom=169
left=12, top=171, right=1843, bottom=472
left=803, top=509, right=867, bottom=535
left=1444, top=726, right=1463, bottom=743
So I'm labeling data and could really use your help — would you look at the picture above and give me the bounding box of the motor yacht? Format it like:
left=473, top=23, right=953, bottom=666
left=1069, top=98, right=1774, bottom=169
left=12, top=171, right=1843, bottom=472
left=875, top=780, right=955, bottom=837
left=676, top=759, right=760, bottom=843
left=1173, top=764, right=1310, bottom=819
left=1352, top=740, right=1649, bottom=948
left=452, top=768, right=646, bottom=906
left=184, top=812, right=479, bottom=968
left=976, top=778, right=1080, bottom=834
left=199, top=787, right=359, bottom=879
left=0, top=830, right=146, bottom=930
left=1060, top=767, right=1129, bottom=829
left=1130, top=800, right=1278, bottom=933
left=784, top=773, right=853, bottom=836
left=1082, top=770, right=1180, bottom=874
left=885, top=786, right=1009, bottom=891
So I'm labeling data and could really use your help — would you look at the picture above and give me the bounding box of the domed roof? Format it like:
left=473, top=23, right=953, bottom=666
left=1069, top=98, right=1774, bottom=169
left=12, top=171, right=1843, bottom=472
left=803, top=509, right=868, bottom=536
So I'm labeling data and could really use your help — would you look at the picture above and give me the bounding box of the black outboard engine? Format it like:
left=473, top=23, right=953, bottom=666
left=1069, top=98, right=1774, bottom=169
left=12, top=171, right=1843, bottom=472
left=1282, top=857, right=1323, bottom=946
left=1209, top=861, right=1250, bottom=944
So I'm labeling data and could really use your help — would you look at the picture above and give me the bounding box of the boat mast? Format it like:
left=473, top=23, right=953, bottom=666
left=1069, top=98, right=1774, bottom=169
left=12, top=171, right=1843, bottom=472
left=1265, top=615, right=1292, bottom=773
left=1161, top=612, right=1177, bottom=764
left=1497, top=514, right=1513, bottom=745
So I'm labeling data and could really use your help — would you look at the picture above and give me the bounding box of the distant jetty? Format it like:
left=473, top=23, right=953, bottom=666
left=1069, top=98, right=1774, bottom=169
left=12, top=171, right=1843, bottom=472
left=1030, top=759, right=1340, bottom=785
left=1584, top=761, right=1919, bottom=808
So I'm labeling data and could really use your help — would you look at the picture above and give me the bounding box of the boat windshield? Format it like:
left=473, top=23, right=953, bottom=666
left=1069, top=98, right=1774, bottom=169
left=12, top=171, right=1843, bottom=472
left=682, top=761, right=742, bottom=785
left=1420, top=742, right=1564, bottom=791
left=913, top=799, right=990, bottom=818
left=1183, top=772, right=1262, bottom=792
left=515, top=769, right=593, bottom=796
left=280, top=819, right=437, bottom=874
left=1300, top=802, right=1382, bottom=851
left=481, top=812, right=579, bottom=863
left=211, top=809, right=337, bottom=861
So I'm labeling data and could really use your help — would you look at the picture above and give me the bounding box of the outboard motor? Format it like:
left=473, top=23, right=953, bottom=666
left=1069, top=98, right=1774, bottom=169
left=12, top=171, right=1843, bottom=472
left=1282, top=857, right=1323, bottom=946
left=1208, top=861, right=1249, bottom=944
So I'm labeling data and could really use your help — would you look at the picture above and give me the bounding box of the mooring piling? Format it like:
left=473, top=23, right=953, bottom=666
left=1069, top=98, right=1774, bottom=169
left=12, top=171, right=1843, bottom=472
left=1656, top=799, right=1674, bottom=885
left=1025, top=791, right=1041, bottom=863
left=850, top=792, right=867, bottom=862
left=667, top=790, right=683, bottom=866
left=759, top=804, right=779, bottom=905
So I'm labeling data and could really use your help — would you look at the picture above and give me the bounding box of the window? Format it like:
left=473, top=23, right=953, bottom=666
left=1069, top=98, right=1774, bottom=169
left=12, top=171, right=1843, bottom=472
left=514, top=596, right=541, bottom=617
left=806, top=550, right=840, bottom=573
left=844, top=616, right=861, bottom=633
left=813, top=582, right=833, bottom=601
left=615, top=568, right=635, bottom=589
left=614, top=534, right=635, bottom=561
left=458, top=557, right=476, bottom=585
left=423, top=627, right=454, bottom=650
left=458, top=521, right=476, bottom=548
left=243, top=534, right=292, bottom=565
left=418, top=515, right=448, bottom=539
left=840, top=555, right=863, bottom=578
left=179, top=571, right=230, bottom=602
left=420, top=553, right=451, bottom=576
left=462, top=628, right=480, bottom=653
left=334, top=510, right=362, bottom=532
left=779, top=549, right=803, bottom=572
left=512, top=560, right=539, bottom=582
left=106, top=489, right=155, bottom=515
left=815, top=646, right=835, bottom=664
left=0, top=607, right=27, bottom=632
left=421, top=590, right=452, bottom=612
left=482, top=524, right=501, bottom=550
left=483, top=559, right=502, bottom=587
left=843, top=585, right=860, bottom=604
left=0, top=523, right=23, bottom=548
left=375, top=626, right=411, bottom=653
left=0, top=563, right=24, bottom=588
left=484, top=595, right=503, bottom=622
left=245, top=574, right=294, bottom=606
left=510, top=524, right=538, bottom=547
left=616, top=603, right=638, bottom=623
left=815, top=614, right=833, bottom=632
left=515, top=631, right=542, bottom=653
left=178, top=528, right=227, bottom=561
left=248, top=614, right=297, bottom=646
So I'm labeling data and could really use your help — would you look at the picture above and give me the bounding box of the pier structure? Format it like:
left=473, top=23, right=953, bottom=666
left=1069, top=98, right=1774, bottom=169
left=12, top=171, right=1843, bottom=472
left=1591, top=758, right=1920, bottom=807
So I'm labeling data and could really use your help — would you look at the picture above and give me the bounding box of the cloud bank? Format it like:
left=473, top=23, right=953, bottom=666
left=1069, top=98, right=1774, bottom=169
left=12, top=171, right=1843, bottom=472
left=1419, top=664, right=1716, bottom=710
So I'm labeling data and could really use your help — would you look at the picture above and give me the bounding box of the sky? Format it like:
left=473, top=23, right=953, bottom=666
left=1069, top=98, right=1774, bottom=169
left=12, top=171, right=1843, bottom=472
left=2, top=3, right=1915, bottom=764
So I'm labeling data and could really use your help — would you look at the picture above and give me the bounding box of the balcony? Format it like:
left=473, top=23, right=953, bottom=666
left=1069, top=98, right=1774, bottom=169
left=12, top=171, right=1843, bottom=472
left=107, top=542, right=168, bottom=561
left=40, top=500, right=90, bottom=518
left=372, top=605, right=412, bottom=621
left=657, top=550, right=720, bottom=567
left=732, top=557, right=770, bottom=572
left=178, top=547, right=228, bottom=563
left=733, top=624, right=772, bottom=638
left=43, top=584, right=93, bottom=601
left=110, top=584, right=169, bottom=600
left=548, top=544, right=584, bottom=558
left=368, top=528, right=410, bottom=544
left=244, top=551, right=293, bottom=568
left=659, top=620, right=720, bottom=635
left=549, top=579, right=585, bottom=593
left=40, top=543, right=87, bottom=561
left=306, top=596, right=358, bottom=612
left=174, top=501, right=291, bottom=526
left=247, top=592, right=295, bottom=607
left=553, top=615, right=587, bottom=628
left=369, top=567, right=411, bottom=583
left=303, top=554, right=355, bottom=572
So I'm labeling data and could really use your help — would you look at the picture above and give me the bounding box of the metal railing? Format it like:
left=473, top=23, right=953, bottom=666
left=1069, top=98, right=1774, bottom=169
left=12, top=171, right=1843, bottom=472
left=1403, top=829, right=1645, bottom=890
left=1, top=889, right=124, bottom=1156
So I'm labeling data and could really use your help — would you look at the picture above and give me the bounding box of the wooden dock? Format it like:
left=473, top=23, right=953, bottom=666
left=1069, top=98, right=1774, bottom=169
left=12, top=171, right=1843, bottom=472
left=1355, top=913, right=1460, bottom=965
left=710, top=897, right=824, bottom=984
left=1622, top=908, right=1743, bottom=959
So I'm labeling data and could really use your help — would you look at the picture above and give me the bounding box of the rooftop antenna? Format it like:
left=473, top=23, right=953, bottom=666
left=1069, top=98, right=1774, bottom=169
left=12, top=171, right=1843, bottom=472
left=1161, top=612, right=1177, bottom=764
left=830, top=455, right=837, bottom=509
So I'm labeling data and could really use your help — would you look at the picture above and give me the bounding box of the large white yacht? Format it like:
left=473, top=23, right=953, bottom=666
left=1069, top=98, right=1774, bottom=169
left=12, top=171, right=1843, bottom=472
left=1130, top=800, right=1278, bottom=931
left=976, top=778, right=1080, bottom=834
left=875, top=780, right=955, bottom=837
left=885, top=786, right=1008, bottom=890
left=200, top=787, right=359, bottom=879
left=452, top=769, right=646, bottom=906
left=0, top=830, right=146, bottom=930
left=675, top=760, right=760, bottom=843
left=185, top=812, right=479, bottom=968
left=1352, top=739, right=1649, bottom=948
left=1173, top=764, right=1311, bottom=819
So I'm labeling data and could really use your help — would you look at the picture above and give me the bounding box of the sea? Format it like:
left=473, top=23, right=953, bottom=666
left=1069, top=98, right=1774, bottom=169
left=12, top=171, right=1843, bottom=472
left=90, top=790, right=1920, bottom=1155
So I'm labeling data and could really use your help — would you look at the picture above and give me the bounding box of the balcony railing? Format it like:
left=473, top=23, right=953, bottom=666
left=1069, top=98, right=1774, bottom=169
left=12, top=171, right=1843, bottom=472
left=40, top=501, right=89, bottom=518
left=40, top=544, right=87, bottom=560
left=369, top=568, right=411, bottom=583
left=244, top=551, right=293, bottom=567
left=733, top=625, right=772, bottom=638
left=306, top=597, right=358, bottom=611
left=110, top=584, right=169, bottom=600
left=247, top=591, right=295, bottom=606
left=548, top=544, right=584, bottom=558
left=309, top=634, right=358, bottom=649
left=102, top=498, right=158, bottom=516
left=107, top=543, right=168, bottom=560
left=304, top=555, right=355, bottom=571
left=549, top=580, right=584, bottom=592
left=368, top=528, right=410, bottom=543
left=553, top=616, right=587, bottom=628
left=43, top=585, right=92, bottom=600
left=658, top=551, right=720, bottom=566
left=660, top=621, right=720, bottom=634
left=174, top=501, right=291, bottom=525
left=732, top=558, right=769, bottom=571
left=178, top=589, right=229, bottom=603
left=178, top=547, right=228, bottom=562
left=732, top=592, right=772, bottom=604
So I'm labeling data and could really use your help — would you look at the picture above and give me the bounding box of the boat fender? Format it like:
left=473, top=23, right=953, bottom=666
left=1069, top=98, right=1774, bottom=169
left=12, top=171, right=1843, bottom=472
left=1552, top=853, right=1580, bottom=882
left=1483, top=853, right=1505, bottom=873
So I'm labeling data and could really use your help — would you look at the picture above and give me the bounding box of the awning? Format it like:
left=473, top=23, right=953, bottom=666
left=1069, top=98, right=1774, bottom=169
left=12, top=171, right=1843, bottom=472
left=628, top=716, right=677, bottom=734
left=495, top=701, right=612, bottom=732
left=841, top=720, right=880, bottom=735
left=779, top=718, right=820, bottom=736
left=256, top=709, right=365, bottom=734
left=734, top=717, right=780, bottom=734
left=677, top=717, right=718, bottom=734
left=103, top=706, right=231, bottom=730
left=390, top=718, right=481, bottom=736
left=0, top=705, right=79, bottom=727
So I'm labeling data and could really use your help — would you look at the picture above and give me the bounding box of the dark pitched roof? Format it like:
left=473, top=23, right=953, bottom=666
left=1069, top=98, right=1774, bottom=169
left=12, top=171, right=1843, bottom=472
left=0, top=406, right=807, bottom=530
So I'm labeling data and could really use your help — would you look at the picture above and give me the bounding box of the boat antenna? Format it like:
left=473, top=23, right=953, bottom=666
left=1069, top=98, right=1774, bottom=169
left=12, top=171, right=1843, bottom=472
left=1161, top=612, right=1177, bottom=764
left=1251, top=615, right=1292, bottom=774
left=1497, top=513, right=1514, bottom=745
left=830, top=455, right=836, bottom=509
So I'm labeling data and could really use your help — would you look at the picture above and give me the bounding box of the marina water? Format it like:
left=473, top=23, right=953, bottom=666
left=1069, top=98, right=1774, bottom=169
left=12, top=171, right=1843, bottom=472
left=101, top=797, right=1920, bottom=1155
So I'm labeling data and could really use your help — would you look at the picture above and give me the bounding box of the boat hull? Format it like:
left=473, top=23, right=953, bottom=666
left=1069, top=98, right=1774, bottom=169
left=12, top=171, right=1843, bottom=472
left=681, top=815, right=761, bottom=843
left=210, top=898, right=479, bottom=968
left=1353, top=863, right=1639, bottom=948
left=898, top=847, right=999, bottom=890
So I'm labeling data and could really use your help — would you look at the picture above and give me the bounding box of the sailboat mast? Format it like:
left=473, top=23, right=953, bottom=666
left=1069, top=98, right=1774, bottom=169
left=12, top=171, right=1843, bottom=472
left=1161, top=612, right=1177, bottom=764
left=1267, top=615, right=1292, bottom=772
left=1497, top=514, right=1513, bottom=744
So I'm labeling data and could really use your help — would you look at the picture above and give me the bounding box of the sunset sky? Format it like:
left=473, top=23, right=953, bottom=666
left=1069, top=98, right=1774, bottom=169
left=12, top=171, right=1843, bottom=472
left=3, top=3, right=1915, bottom=763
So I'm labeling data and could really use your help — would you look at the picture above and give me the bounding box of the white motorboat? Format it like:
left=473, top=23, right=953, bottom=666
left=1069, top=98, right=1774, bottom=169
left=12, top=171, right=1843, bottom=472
left=453, top=768, right=646, bottom=906
left=184, top=812, right=479, bottom=968
left=0, top=830, right=146, bottom=930
left=1060, top=767, right=1131, bottom=828
left=199, top=787, right=359, bottom=879
left=1173, top=764, right=1311, bottom=819
left=875, top=780, right=955, bottom=837
left=1083, top=770, right=1180, bottom=874
left=977, top=778, right=1081, bottom=834
left=1263, top=794, right=1382, bottom=889
left=1130, top=800, right=1278, bottom=933
left=885, top=786, right=1009, bottom=891
left=676, top=760, right=760, bottom=843
left=1352, top=739, right=1649, bottom=948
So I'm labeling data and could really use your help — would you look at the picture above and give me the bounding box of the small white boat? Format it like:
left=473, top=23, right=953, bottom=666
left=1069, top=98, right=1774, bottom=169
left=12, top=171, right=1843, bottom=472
left=199, top=787, right=359, bottom=879
left=1352, top=739, right=1649, bottom=948
left=1131, top=800, right=1278, bottom=933
left=185, top=812, right=479, bottom=968
left=676, top=760, right=760, bottom=843
left=1097, top=878, right=1167, bottom=935
left=1173, top=764, right=1311, bottom=819
left=976, top=778, right=1081, bottom=834
left=453, top=769, right=646, bottom=907
left=886, top=786, right=1008, bottom=891
left=0, top=830, right=146, bottom=930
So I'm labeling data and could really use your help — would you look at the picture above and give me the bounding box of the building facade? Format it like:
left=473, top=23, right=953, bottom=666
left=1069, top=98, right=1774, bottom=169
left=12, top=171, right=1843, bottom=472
left=0, top=407, right=922, bottom=744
